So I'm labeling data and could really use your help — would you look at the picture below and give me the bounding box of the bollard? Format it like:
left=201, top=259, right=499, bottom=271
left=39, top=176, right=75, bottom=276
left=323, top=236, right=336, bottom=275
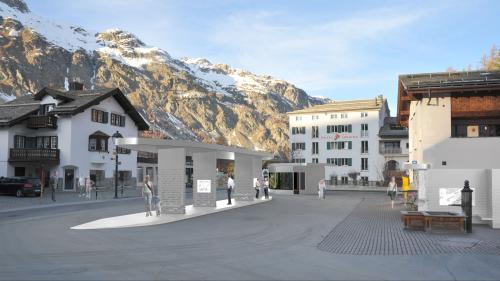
left=461, top=180, right=473, bottom=233
left=95, top=187, right=98, bottom=200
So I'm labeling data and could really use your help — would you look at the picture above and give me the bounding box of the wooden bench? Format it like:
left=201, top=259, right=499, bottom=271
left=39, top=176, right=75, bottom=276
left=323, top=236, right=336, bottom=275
left=400, top=211, right=425, bottom=230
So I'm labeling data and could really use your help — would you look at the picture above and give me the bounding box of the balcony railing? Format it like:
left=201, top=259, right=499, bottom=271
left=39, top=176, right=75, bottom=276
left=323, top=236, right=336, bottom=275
left=27, top=115, right=57, bottom=129
left=380, top=147, right=402, bottom=154
left=9, top=148, right=60, bottom=163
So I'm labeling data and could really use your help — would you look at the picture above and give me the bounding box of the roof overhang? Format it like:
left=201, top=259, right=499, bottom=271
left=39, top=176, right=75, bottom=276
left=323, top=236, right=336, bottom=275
left=396, top=71, right=500, bottom=127
left=116, top=138, right=273, bottom=160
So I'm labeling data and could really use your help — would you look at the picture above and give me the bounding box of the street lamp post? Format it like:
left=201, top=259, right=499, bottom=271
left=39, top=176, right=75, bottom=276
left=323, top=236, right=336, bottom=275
left=112, top=131, right=123, bottom=199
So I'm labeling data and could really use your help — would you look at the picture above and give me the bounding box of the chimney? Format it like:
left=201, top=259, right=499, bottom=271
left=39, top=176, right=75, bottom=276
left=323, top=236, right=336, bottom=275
left=69, top=81, right=84, bottom=91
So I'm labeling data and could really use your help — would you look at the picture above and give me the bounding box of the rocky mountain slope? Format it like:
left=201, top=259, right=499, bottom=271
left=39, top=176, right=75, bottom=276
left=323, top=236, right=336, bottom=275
left=0, top=0, right=326, bottom=158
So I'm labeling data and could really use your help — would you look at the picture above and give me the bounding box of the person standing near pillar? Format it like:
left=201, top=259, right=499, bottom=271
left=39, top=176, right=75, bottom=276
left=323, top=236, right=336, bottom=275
left=143, top=175, right=153, bottom=217
left=255, top=178, right=261, bottom=199
left=264, top=177, right=269, bottom=199
left=50, top=175, right=56, bottom=202
left=227, top=174, right=235, bottom=205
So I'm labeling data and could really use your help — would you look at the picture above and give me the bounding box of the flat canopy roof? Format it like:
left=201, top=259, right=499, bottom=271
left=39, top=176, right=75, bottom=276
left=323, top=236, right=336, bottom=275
left=268, top=163, right=331, bottom=173
left=116, top=138, right=273, bottom=160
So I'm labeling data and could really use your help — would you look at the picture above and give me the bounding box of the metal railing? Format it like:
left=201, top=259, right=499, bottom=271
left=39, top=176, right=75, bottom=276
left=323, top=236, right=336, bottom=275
left=380, top=147, right=402, bottom=154
left=9, top=148, right=60, bottom=162
left=326, top=179, right=384, bottom=187
left=27, top=115, right=57, bottom=129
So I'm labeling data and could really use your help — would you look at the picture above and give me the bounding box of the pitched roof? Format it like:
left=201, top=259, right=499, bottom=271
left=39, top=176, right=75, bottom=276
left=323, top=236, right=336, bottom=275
left=0, top=87, right=149, bottom=130
left=287, top=95, right=387, bottom=115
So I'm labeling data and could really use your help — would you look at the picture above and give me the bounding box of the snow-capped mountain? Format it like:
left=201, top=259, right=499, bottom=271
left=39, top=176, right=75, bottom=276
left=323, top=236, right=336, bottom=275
left=0, top=0, right=327, bottom=157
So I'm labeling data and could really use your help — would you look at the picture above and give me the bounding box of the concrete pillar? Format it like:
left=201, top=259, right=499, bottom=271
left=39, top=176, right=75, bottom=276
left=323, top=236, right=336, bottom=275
left=491, top=169, right=500, bottom=228
left=193, top=151, right=217, bottom=207
left=234, top=153, right=254, bottom=201
left=252, top=157, right=262, bottom=180
left=158, top=148, right=186, bottom=214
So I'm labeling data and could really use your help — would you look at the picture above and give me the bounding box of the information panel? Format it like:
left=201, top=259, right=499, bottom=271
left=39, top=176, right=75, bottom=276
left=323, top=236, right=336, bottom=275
left=197, top=180, right=211, bottom=193
left=439, top=187, right=475, bottom=206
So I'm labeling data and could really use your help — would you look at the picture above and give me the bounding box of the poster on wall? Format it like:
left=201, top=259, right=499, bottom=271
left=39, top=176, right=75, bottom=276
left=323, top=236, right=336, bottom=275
left=197, top=180, right=211, bottom=193
left=439, top=187, right=475, bottom=206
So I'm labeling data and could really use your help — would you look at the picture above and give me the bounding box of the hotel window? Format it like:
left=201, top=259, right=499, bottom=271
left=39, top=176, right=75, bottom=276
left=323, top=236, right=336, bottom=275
left=312, top=142, right=319, bottom=154
left=293, top=158, right=305, bottom=163
left=312, top=126, right=319, bottom=138
left=361, top=141, right=368, bottom=153
left=361, top=112, right=368, bottom=118
left=326, top=158, right=352, bottom=166
left=361, top=123, right=369, bottom=137
left=111, top=113, right=126, bottom=127
left=326, top=141, right=352, bottom=150
left=330, top=114, right=337, bottom=119
left=360, top=176, right=368, bottom=185
left=361, top=158, right=368, bottom=171
left=406, top=142, right=409, bottom=149
left=341, top=176, right=349, bottom=184
left=16, top=136, right=57, bottom=149
left=341, top=113, right=348, bottom=119
left=291, top=142, right=306, bottom=151
left=291, top=127, right=306, bottom=135
left=327, top=125, right=352, bottom=133
left=295, top=116, right=302, bottom=121
left=312, top=115, right=319, bottom=120
left=91, top=109, right=108, bottom=124
left=312, top=158, right=318, bottom=163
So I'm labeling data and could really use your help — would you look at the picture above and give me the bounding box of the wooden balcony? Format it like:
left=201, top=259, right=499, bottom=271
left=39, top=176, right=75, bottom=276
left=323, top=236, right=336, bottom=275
left=9, top=148, right=60, bottom=163
left=27, top=115, right=57, bottom=129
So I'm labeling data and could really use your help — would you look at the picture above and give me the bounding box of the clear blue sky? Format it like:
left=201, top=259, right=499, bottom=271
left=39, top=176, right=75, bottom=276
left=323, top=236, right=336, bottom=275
left=26, top=0, right=499, bottom=114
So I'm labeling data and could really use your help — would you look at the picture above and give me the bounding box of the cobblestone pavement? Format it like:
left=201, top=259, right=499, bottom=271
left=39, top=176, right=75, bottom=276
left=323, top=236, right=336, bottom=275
left=317, top=192, right=500, bottom=255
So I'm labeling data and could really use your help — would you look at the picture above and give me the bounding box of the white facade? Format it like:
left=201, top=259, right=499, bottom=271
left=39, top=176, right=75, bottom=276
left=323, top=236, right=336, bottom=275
left=407, top=96, right=500, bottom=228
left=0, top=90, right=144, bottom=191
left=288, top=97, right=389, bottom=182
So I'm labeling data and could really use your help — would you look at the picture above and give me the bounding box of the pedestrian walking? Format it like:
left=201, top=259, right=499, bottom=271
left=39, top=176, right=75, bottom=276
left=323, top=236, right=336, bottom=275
left=85, top=178, right=93, bottom=199
left=263, top=177, right=269, bottom=199
left=78, top=176, right=85, bottom=197
left=143, top=175, right=153, bottom=217
left=320, top=179, right=326, bottom=199
left=255, top=178, right=261, bottom=199
left=50, top=176, right=56, bottom=202
left=227, top=174, right=235, bottom=205
left=387, top=176, right=397, bottom=208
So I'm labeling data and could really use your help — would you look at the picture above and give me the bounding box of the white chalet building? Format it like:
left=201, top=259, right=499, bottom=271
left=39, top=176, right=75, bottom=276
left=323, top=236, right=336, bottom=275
left=0, top=82, right=149, bottom=190
left=288, top=95, right=390, bottom=183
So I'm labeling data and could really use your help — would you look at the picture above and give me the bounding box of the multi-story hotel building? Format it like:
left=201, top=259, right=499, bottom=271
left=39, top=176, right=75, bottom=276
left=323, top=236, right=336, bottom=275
left=397, top=70, right=500, bottom=228
left=287, top=95, right=390, bottom=183
left=0, top=82, right=149, bottom=190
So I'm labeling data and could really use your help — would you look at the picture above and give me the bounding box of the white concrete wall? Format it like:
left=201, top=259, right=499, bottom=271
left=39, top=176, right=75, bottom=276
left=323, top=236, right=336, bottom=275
left=491, top=170, right=500, bottom=228
left=289, top=107, right=386, bottom=181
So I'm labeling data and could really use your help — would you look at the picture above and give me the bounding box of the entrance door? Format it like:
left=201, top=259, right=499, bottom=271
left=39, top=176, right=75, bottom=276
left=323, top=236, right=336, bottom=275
left=64, top=168, right=75, bottom=191
left=293, top=172, right=300, bottom=194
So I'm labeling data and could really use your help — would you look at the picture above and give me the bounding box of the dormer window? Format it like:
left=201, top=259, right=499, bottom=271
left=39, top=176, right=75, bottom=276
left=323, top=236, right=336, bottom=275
left=39, top=104, right=55, bottom=115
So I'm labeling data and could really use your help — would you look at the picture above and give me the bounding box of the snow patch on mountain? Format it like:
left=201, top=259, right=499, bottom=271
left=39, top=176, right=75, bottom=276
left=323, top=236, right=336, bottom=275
left=0, top=92, right=15, bottom=102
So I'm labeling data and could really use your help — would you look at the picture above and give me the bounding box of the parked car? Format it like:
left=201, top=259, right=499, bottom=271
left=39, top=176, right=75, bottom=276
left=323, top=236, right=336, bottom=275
left=0, top=177, right=42, bottom=197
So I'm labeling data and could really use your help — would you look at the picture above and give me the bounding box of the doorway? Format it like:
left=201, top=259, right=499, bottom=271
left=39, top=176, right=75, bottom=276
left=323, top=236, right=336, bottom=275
left=293, top=172, right=305, bottom=194
left=64, top=168, right=75, bottom=191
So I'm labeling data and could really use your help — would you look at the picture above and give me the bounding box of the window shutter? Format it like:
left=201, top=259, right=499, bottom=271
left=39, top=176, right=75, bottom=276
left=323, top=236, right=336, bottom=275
left=120, top=115, right=125, bottom=127
left=347, top=158, right=352, bottom=166
left=103, top=112, right=109, bottom=123
left=348, top=141, right=352, bottom=149
left=348, top=125, right=352, bottom=132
